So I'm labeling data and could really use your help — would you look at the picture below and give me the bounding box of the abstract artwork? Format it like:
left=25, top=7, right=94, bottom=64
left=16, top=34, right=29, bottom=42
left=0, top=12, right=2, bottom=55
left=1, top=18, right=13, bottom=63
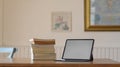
left=91, top=0, right=120, bottom=25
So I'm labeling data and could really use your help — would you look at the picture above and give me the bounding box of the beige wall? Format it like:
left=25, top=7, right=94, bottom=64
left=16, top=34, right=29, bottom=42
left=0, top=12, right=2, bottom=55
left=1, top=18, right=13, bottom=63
left=0, top=0, right=3, bottom=45
left=1, top=0, right=120, bottom=47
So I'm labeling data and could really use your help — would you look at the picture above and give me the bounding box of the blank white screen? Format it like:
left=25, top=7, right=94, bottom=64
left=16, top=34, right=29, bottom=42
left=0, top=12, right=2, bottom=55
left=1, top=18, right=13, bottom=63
left=63, top=40, right=93, bottom=59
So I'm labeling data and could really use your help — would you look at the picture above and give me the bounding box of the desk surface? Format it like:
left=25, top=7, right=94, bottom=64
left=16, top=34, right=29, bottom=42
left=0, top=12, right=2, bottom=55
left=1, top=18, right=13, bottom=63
left=0, top=58, right=120, bottom=67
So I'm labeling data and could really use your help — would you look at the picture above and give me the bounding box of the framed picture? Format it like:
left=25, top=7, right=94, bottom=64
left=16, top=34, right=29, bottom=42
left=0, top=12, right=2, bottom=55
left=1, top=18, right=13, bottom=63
left=85, top=0, right=120, bottom=31
left=52, top=12, right=72, bottom=32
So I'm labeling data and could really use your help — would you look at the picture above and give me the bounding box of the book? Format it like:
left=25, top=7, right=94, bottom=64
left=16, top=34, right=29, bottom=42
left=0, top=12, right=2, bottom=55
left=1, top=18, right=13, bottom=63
left=33, top=58, right=56, bottom=61
left=32, top=48, right=55, bottom=53
left=33, top=53, right=56, bottom=58
left=33, top=53, right=56, bottom=61
left=29, top=38, right=55, bottom=45
left=32, top=44, right=55, bottom=49
left=30, top=38, right=56, bottom=61
left=32, top=44, right=55, bottom=53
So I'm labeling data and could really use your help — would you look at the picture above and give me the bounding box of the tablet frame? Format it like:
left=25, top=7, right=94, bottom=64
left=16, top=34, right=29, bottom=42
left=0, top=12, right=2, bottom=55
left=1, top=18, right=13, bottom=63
left=62, top=39, right=94, bottom=62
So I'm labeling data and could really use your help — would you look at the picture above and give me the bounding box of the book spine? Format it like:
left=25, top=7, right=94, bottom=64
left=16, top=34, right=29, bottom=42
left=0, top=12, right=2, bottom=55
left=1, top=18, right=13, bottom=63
left=34, top=41, right=55, bottom=45
left=33, top=59, right=56, bottom=61
left=32, top=45, right=55, bottom=53
left=33, top=53, right=56, bottom=60
left=34, top=53, right=56, bottom=57
left=33, top=50, right=55, bottom=53
left=32, top=44, right=55, bottom=48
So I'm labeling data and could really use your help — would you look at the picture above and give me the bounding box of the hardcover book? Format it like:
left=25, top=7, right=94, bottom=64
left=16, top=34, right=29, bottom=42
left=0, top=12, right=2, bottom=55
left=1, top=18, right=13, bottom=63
left=29, top=38, right=55, bottom=45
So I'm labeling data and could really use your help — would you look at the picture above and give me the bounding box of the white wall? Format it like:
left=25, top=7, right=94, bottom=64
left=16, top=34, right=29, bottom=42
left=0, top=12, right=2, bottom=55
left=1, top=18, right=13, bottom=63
left=1, top=0, right=120, bottom=47
left=0, top=0, right=3, bottom=45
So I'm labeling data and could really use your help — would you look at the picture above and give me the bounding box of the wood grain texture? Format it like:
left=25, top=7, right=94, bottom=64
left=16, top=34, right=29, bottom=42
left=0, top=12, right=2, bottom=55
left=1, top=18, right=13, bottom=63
left=0, top=59, right=120, bottom=67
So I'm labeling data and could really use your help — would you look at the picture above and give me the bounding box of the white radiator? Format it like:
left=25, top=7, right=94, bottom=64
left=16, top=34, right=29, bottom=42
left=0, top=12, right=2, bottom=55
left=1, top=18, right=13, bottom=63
left=1, top=45, right=120, bottom=62
left=93, top=47, right=120, bottom=62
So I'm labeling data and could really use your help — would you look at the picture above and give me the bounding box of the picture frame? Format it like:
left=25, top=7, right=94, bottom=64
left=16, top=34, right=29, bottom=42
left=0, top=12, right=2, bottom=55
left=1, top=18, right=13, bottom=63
left=84, top=0, right=120, bottom=31
left=52, top=12, right=72, bottom=32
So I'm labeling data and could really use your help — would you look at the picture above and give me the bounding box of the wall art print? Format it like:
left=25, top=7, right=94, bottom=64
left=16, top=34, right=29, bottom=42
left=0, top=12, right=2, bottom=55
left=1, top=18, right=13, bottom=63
left=85, top=0, right=120, bottom=31
left=52, top=12, right=72, bottom=32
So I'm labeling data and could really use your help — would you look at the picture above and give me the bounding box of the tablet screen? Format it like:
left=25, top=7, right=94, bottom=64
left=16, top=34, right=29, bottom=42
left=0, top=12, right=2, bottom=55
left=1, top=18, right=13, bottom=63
left=62, top=39, right=94, bottom=60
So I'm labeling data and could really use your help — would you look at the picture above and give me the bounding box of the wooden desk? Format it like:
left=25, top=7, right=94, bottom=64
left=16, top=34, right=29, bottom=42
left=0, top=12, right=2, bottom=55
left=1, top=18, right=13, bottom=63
left=0, top=58, right=120, bottom=67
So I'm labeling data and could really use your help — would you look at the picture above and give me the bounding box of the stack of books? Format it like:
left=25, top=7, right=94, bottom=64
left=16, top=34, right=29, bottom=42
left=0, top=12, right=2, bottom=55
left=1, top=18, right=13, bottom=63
left=30, top=38, right=56, bottom=61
